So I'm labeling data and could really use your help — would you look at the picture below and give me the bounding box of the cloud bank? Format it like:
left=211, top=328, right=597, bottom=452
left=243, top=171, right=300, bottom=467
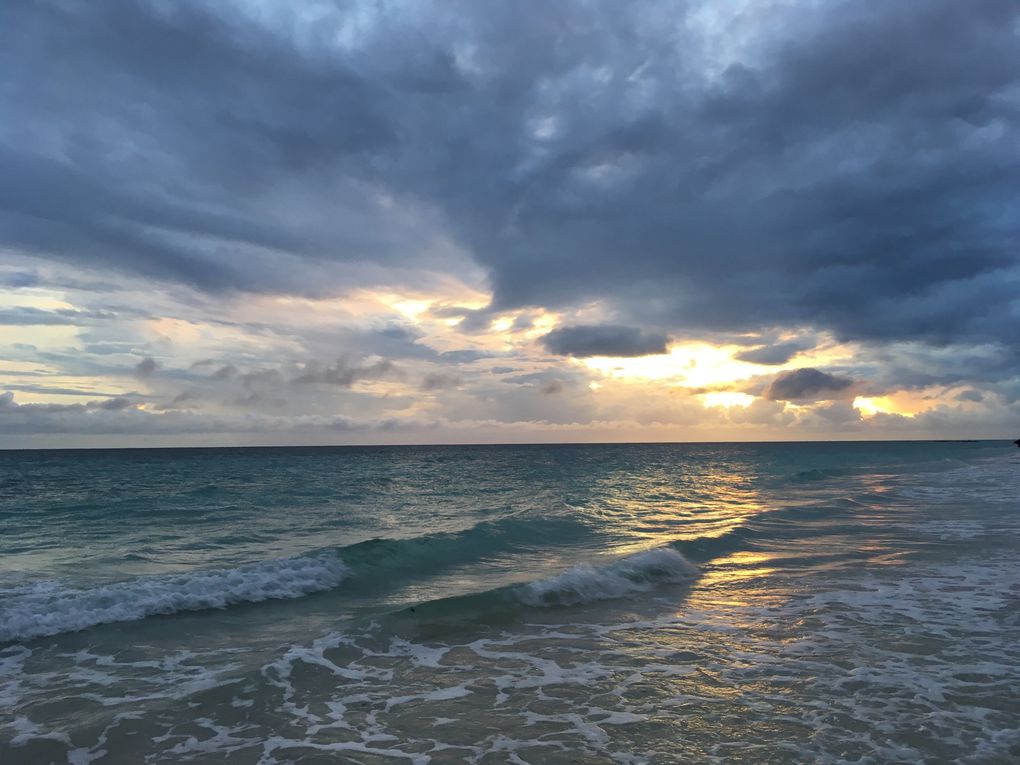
left=0, top=0, right=1018, bottom=444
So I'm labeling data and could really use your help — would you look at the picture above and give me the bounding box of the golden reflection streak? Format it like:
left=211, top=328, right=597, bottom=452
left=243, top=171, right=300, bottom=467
left=698, top=550, right=781, bottom=587
left=596, top=466, right=769, bottom=570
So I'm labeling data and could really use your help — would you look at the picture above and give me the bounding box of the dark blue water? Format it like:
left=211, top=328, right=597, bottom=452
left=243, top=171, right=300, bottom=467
left=2, top=442, right=1018, bottom=763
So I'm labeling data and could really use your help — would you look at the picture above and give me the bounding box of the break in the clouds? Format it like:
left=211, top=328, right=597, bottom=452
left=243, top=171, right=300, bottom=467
left=0, top=0, right=1019, bottom=446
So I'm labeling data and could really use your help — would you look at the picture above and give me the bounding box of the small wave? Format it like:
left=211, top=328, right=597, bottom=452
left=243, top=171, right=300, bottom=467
left=0, top=554, right=350, bottom=643
left=335, top=514, right=592, bottom=577
left=791, top=468, right=835, bottom=482
left=515, top=547, right=698, bottom=607
left=379, top=547, right=701, bottom=625
left=672, top=526, right=757, bottom=562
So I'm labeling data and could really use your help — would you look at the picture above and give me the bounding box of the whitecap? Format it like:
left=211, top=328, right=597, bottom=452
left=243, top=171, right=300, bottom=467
left=0, top=554, right=349, bottom=643
left=515, top=547, right=698, bottom=607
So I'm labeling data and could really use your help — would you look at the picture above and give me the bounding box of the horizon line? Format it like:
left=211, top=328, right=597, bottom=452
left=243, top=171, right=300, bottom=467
left=0, top=437, right=1005, bottom=453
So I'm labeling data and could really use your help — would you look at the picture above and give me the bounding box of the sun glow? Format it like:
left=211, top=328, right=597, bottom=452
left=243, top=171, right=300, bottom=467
left=701, top=391, right=755, bottom=408
left=370, top=286, right=490, bottom=324
left=391, top=298, right=432, bottom=322
left=521, top=312, right=559, bottom=339
left=853, top=394, right=927, bottom=418
left=580, top=343, right=760, bottom=388
left=854, top=396, right=887, bottom=416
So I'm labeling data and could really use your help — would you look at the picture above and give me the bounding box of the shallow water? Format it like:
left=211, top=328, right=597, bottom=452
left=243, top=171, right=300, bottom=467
left=1, top=441, right=1018, bottom=763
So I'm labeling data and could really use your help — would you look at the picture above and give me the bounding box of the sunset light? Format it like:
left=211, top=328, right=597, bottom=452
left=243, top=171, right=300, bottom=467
left=3, top=3, right=1018, bottom=763
left=701, top=391, right=756, bottom=409
left=580, top=343, right=760, bottom=388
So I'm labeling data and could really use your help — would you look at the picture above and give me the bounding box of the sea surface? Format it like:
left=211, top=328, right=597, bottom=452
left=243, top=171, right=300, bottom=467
left=1, top=441, right=1018, bottom=764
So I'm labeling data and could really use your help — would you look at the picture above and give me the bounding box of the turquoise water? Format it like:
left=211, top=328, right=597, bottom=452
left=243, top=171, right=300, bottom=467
left=1, top=441, right=1018, bottom=763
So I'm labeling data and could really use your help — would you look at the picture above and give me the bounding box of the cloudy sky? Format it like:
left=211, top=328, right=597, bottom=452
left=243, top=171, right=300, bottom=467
left=1, top=0, right=1018, bottom=447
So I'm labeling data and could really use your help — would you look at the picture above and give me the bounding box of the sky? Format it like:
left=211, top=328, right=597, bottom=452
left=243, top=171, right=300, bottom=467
left=1, top=0, right=1019, bottom=448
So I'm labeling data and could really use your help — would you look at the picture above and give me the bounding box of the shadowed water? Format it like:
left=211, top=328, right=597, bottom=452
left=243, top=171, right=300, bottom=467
left=1, top=442, right=1018, bottom=763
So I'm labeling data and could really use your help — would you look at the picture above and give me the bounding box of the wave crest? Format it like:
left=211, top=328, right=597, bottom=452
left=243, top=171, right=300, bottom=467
left=0, top=554, right=349, bottom=643
left=515, top=547, right=698, bottom=607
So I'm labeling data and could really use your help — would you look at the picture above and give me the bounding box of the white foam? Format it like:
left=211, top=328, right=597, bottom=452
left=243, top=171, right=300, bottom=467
left=0, top=554, right=349, bottom=643
left=516, top=547, right=698, bottom=607
left=262, top=735, right=431, bottom=764
left=384, top=681, right=472, bottom=711
left=0, top=645, right=32, bottom=709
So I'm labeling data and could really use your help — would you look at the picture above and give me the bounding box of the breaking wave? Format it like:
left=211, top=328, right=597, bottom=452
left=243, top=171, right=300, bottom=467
left=2, top=534, right=702, bottom=643
left=515, top=547, right=698, bottom=607
left=0, top=554, right=350, bottom=643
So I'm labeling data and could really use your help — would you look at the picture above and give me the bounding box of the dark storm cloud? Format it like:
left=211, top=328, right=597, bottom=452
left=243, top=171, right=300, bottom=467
left=1, top=0, right=1019, bottom=357
left=541, top=325, right=670, bottom=358
left=766, top=368, right=855, bottom=402
left=0, top=0, right=450, bottom=294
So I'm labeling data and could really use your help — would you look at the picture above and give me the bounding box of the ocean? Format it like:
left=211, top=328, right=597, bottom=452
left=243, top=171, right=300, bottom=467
left=1, top=441, right=1018, bottom=764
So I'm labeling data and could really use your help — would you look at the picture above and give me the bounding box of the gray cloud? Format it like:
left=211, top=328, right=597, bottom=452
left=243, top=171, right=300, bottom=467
left=540, top=379, right=566, bottom=395
left=154, top=390, right=201, bottom=411
left=1, top=0, right=1015, bottom=354
left=133, top=357, right=159, bottom=378
left=956, top=389, right=985, bottom=403
left=766, top=368, right=855, bottom=402
left=0, top=0, right=465, bottom=295
left=736, top=341, right=811, bottom=366
left=438, top=350, right=491, bottom=365
left=292, top=357, right=399, bottom=387
left=421, top=373, right=461, bottom=392
left=0, top=307, right=115, bottom=326
left=0, top=382, right=128, bottom=398
left=96, top=396, right=135, bottom=411
left=241, top=369, right=284, bottom=389
left=2, top=0, right=1020, bottom=444
left=0, top=390, right=353, bottom=436
left=541, top=325, right=669, bottom=358
left=211, top=364, right=238, bottom=380
left=0, top=271, right=41, bottom=288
